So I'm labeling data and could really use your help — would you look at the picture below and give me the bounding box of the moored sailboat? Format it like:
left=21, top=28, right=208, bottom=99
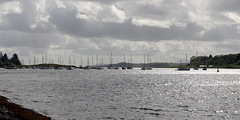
left=178, top=54, right=190, bottom=71
left=141, top=53, right=152, bottom=70
left=108, top=52, right=114, bottom=69
left=127, top=55, right=133, bottom=69
left=141, top=53, right=146, bottom=70
left=122, top=54, right=126, bottom=70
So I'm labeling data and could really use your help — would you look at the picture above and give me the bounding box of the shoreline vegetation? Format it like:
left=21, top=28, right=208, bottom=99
left=190, top=53, right=240, bottom=68
left=2, top=52, right=240, bottom=69
left=0, top=95, right=51, bottom=120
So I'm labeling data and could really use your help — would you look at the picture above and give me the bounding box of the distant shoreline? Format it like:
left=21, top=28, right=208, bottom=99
left=0, top=95, right=51, bottom=120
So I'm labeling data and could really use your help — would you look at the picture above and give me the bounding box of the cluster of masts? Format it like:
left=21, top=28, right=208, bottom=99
left=106, top=53, right=134, bottom=70
left=141, top=53, right=152, bottom=70
left=23, top=53, right=153, bottom=70
left=26, top=55, right=76, bottom=65
left=81, top=53, right=152, bottom=70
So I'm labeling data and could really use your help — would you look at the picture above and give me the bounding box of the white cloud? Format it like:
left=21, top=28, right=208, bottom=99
left=30, top=24, right=37, bottom=29
left=183, top=0, right=217, bottom=31
left=36, top=14, right=50, bottom=23
left=0, top=1, right=22, bottom=16
left=73, top=2, right=127, bottom=23
left=56, top=0, right=66, bottom=9
left=35, top=0, right=50, bottom=23
left=132, top=18, right=171, bottom=28
left=76, top=13, right=88, bottom=20
left=223, top=12, right=240, bottom=34
left=224, top=12, right=240, bottom=23
left=131, top=18, right=186, bottom=28
left=110, top=5, right=127, bottom=23
left=74, top=1, right=102, bottom=21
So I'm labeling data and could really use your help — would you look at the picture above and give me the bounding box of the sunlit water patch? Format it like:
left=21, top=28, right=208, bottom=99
left=0, top=68, right=240, bottom=119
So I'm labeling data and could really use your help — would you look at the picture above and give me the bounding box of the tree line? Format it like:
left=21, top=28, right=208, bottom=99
left=0, top=52, right=22, bottom=67
left=190, top=53, right=240, bottom=68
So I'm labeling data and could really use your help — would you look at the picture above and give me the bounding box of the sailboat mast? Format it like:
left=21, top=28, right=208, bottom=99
left=87, top=56, right=89, bottom=66
left=102, top=56, right=104, bottom=65
left=69, top=56, right=71, bottom=65
left=81, top=56, right=82, bottom=66
left=124, top=54, right=125, bottom=67
left=130, top=55, right=132, bottom=64
left=92, top=56, right=94, bottom=67
left=111, top=52, right=112, bottom=67
left=150, top=54, right=152, bottom=64
left=146, top=54, right=149, bottom=66
left=144, top=53, right=146, bottom=67
left=150, top=54, right=151, bottom=67
left=186, top=54, right=187, bottom=67
left=96, top=55, right=98, bottom=67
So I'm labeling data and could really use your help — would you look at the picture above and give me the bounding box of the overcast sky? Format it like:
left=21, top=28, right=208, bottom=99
left=1, top=0, right=240, bottom=65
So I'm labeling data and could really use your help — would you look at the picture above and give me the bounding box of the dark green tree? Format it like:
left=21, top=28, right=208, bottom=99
left=11, top=53, right=21, bottom=65
left=2, top=53, right=8, bottom=62
left=209, top=54, right=213, bottom=58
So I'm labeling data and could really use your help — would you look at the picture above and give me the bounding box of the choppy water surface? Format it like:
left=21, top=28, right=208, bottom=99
left=1, top=68, right=240, bottom=120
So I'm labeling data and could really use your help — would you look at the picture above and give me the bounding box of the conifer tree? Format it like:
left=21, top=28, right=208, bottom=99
left=11, top=53, right=21, bottom=65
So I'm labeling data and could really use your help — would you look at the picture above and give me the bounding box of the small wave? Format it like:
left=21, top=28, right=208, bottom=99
left=130, top=107, right=168, bottom=117
left=106, top=106, right=117, bottom=110
left=177, top=105, right=190, bottom=108
left=131, top=107, right=164, bottom=112
left=140, top=107, right=164, bottom=112
left=144, top=112, right=161, bottom=116
left=203, top=114, right=215, bottom=117
left=102, top=116, right=117, bottom=119
left=0, top=89, right=11, bottom=93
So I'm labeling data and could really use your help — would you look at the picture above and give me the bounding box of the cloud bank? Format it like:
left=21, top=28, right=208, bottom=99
left=0, top=0, right=240, bottom=65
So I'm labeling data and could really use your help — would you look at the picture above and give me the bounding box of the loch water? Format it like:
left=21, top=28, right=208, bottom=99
left=0, top=68, right=240, bottom=120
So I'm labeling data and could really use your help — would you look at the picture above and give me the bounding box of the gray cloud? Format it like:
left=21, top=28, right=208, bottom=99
left=49, top=6, right=203, bottom=41
left=210, top=0, right=240, bottom=12
left=0, top=0, right=240, bottom=64
left=0, top=30, right=58, bottom=48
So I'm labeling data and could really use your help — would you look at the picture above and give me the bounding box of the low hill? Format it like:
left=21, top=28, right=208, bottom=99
left=105, top=62, right=179, bottom=68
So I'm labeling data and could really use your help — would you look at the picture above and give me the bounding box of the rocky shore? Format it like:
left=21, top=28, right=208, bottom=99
left=0, top=95, right=51, bottom=120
